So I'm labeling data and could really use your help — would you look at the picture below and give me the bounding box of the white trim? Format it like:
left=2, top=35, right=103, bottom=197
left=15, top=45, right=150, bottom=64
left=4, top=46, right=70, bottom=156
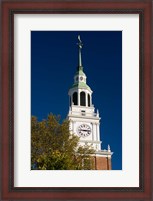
left=14, top=14, right=139, bottom=187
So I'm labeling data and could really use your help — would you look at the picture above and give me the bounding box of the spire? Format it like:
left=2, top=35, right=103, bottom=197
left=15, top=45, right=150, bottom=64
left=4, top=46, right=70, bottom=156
left=77, top=35, right=83, bottom=70
left=69, top=35, right=92, bottom=92
left=108, top=144, right=111, bottom=152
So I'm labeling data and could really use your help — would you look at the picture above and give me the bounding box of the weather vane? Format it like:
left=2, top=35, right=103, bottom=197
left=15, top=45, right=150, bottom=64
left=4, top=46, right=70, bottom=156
left=77, top=35, right=83, bottom=49
left=77, top=35, right=83, bottom=68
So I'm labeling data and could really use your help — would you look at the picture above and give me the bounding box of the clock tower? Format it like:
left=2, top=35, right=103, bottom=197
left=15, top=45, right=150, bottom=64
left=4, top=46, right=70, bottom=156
left=68, top=36, right=113, bottom=170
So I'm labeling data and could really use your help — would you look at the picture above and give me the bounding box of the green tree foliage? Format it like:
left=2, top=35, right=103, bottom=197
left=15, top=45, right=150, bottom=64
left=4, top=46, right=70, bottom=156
left=31, top=114, right=95, bottom=170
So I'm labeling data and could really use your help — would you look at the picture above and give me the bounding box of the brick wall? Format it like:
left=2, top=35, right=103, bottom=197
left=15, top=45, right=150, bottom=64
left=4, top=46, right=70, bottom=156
left=93, top=156, right=112, bottom=170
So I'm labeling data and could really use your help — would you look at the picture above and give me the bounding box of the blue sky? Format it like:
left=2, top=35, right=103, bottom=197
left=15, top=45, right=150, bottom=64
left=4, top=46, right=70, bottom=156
left=31, top=31, right=122, bottom=170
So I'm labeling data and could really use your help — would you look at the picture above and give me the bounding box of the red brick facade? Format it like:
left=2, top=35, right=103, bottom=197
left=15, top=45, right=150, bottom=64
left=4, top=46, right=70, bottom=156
left=92, top=156, right=112, bottom=170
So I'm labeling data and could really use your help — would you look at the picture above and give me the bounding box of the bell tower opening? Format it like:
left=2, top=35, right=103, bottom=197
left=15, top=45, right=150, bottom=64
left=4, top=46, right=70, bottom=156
left=88, top=94, right=90, bottom=107
left=80, top=91, right=86, bottom=106
left=73, top=92, right=78, bottom=105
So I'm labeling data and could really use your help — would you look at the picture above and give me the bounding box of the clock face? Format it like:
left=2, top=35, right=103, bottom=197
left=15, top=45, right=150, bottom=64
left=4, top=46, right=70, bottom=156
left=77, top=124, right=91, bottom=138
left=80, top=76, right=83, bottom=81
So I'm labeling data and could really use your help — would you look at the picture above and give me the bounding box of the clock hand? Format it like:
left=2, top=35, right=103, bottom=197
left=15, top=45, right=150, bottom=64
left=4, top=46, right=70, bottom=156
left=81, top=130, right=90, bottom=132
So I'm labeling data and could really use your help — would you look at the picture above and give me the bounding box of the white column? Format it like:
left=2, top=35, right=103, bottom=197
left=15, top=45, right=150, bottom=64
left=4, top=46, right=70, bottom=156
left=96, top=123, right=98, bottom=141
left=96, top=123, right=100, bottom=150
left=91, top=123, right=94, bottom=141
left=88, top=94, right=91, bottom=107
left=86, top=92, right=88, bottom=107
left=97, top=123, right=101, bottom=150
left=98, top=123, right=100, bottom=141
left=78, top=90, right=80, bottom=106
left=96, top=123, right=100, bottom=141
left=90, top=93, right=92, bottom=106
left=93, top=123, right=96, bottom=141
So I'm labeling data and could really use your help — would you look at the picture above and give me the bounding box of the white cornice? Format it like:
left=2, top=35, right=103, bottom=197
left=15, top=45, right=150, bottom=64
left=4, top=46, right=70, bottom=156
left=68, top=114, right=100, bottom=120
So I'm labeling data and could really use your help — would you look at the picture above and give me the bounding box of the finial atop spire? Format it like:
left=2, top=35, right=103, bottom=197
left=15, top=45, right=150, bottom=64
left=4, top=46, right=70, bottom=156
left=108, top=144, right=111, bottom=152
left=96, top=109, right=99, bottom=117
left=77, top=35, right=83, bottom=69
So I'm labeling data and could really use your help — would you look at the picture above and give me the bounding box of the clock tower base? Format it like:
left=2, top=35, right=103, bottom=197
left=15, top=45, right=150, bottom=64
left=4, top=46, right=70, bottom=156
left=89, top=150, right=112, bottom=170
left=93, top=156, right=112, bottom=170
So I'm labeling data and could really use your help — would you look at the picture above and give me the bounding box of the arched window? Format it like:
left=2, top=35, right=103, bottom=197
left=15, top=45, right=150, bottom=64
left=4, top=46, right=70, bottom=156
left=80, top=91, right=86, bottom=106
left=88, top=94, right=90, bottom=107
left=73, top=92, right=78, bottom=105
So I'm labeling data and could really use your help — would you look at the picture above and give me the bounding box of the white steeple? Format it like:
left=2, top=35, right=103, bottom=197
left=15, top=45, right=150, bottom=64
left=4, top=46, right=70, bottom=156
left=68, top=35, right=93, bottom=108
left=68, top=35, right=101, bottom=151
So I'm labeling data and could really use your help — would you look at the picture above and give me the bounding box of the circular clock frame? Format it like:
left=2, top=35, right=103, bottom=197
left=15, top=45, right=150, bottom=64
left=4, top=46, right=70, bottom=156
left=77, top=124, right=91, bottom=138
left=80, top=76, right=83, bottom=81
